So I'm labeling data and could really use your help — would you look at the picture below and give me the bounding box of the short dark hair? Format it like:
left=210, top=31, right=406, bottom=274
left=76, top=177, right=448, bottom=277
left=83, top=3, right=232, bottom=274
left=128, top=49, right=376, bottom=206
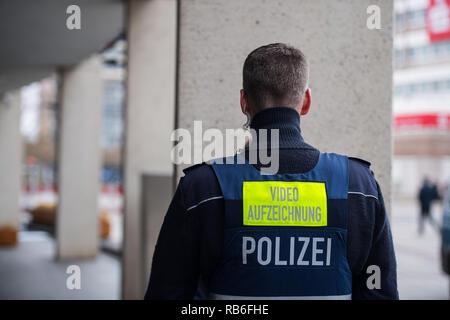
left=243, top=43, right=309, bottom=110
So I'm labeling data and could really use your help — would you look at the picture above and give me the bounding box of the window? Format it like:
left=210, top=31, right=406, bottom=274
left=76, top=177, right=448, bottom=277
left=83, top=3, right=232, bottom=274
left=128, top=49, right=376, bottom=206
left=395, top=79, right=450, bottom=96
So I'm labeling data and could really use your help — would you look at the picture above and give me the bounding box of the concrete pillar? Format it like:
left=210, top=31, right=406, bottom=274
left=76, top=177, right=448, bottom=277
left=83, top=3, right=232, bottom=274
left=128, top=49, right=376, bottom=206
left=56, top=55, right=103, bottom=259
left=123, top=0, right=177, bottom=299
left=0, top=91, right=22, bottom=245
left=176, top=0, right=393, bottom=211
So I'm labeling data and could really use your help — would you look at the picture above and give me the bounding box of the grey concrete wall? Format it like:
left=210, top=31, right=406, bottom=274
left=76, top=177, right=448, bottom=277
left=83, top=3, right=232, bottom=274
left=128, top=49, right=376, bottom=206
left=123, top=0, right=177, bottom=299
left=56, top=55, right=103, bottom=259
left=0, top=91, right=22, bottom=231
left=177, top=0, right=393, bottom=211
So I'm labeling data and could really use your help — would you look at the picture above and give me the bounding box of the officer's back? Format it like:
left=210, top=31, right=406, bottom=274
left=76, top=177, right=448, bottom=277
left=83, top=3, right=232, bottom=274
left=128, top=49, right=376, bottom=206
left=145, top=43, right=398, bottom=300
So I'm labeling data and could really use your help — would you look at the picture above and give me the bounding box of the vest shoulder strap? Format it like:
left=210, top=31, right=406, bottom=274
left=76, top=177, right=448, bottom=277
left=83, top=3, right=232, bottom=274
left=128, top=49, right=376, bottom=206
left=348, top=156, right=371, bottom=167
left=211, top=152, right=349, bottom=200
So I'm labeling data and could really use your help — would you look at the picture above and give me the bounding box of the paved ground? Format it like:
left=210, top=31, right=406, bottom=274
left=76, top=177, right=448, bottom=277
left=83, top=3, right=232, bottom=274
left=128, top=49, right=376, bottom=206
left=0, top=231, right=120, bottom=299
left=392, top=198, right=449, bottom=300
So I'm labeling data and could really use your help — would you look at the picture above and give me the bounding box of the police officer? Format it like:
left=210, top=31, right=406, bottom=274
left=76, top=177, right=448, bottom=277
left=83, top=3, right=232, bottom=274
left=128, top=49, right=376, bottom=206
left=145, top=43, right=398, bottom=300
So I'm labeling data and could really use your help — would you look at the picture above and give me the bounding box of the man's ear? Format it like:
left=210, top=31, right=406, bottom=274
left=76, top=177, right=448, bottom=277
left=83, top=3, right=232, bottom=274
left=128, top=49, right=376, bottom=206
left=300, top=88, right=311, bottom=116
left=240, top=89, right=247, bottom=114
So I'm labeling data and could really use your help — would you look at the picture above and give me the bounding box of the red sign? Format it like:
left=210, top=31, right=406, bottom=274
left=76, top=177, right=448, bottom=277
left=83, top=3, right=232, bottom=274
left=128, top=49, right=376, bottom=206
left=394, top=113, right=450, bottom=130
left=427, top=0, right=450, bottom=42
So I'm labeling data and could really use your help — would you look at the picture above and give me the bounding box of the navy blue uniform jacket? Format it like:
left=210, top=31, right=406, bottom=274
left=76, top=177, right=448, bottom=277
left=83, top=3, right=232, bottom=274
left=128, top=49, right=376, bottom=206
left=145, top=107, right=399, bottom=300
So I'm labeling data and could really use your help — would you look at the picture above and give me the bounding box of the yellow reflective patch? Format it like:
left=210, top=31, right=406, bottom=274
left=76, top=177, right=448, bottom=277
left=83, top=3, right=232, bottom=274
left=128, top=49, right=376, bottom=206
left=243, top=181, right=327, bottom=227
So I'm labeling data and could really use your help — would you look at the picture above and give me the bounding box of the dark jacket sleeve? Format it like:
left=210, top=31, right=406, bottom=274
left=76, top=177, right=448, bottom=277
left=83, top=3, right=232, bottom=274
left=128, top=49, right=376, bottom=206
left=348, top=161, right=399, bottom=300
left=144, top=177, right=200, bottom=300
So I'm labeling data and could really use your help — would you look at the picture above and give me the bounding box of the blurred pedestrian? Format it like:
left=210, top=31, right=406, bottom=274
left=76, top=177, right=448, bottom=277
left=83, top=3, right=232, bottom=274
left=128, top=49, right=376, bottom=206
left=417, top=177, right=440, bottom=234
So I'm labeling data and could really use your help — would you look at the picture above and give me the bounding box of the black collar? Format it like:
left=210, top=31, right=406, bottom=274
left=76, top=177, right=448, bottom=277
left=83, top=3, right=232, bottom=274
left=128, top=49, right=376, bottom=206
left=249, top=107, right=311, bottom=149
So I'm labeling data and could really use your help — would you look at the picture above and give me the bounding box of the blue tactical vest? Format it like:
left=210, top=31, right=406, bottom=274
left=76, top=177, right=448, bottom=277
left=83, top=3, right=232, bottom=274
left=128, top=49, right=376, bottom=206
left=208, top=152, right=352, bottom=299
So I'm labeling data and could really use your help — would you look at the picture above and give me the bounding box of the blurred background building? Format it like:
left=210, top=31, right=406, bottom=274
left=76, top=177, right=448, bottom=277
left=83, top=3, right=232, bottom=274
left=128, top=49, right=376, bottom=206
left=20, top=36, right=126, bottom=251
left=391, top=0, right=450, bottom=299
left=393, top=0, right=450, bottom=198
